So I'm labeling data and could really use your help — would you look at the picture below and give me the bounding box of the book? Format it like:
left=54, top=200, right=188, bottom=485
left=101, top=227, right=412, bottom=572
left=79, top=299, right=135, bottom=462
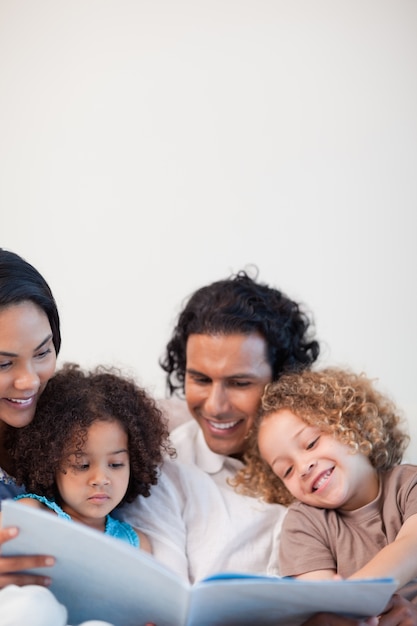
left=1, top=499, right=396, bottom=626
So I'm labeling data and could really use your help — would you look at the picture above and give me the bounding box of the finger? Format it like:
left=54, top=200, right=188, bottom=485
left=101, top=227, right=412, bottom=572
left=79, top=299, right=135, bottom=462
left=0, top=526, right=20, bottom=543
left=0, top=573, right=52, bottom=588
left=0, top=554, right=55, bottom=574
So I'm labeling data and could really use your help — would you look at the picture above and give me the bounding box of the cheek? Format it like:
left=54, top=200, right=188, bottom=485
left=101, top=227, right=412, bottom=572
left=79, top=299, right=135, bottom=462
left=234, top=389, right=262, bottom=417
left=44, top=359, right=57, bottom=381
left=185, top=382, right=204, bottom=404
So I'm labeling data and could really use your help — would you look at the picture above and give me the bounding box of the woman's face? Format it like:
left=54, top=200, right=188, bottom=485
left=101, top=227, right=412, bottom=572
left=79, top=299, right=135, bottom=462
left=0, top=301, right=57, bottom=428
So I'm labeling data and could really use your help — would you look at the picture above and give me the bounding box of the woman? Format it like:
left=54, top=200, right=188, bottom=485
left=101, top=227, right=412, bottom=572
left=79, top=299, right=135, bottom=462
left=0, top=249, right=157, bottom=626
left=0, top=248, right=60, bottom=588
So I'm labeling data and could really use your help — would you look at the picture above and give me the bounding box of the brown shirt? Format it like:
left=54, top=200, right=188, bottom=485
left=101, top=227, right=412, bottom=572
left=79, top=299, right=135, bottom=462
left=279, top=464, right=417, bottom=601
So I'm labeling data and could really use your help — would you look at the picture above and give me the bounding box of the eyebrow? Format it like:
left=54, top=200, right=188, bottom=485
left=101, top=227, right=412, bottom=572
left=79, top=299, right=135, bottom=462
left=0, top=333, right=53, bottom=358
left=70, top=448, right=129, bottom=455
left=186, top=368, right=258, bottom=379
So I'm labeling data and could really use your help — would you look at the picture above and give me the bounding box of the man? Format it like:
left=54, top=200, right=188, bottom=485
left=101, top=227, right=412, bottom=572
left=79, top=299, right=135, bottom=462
left=123, top=270, right=416, bottom=625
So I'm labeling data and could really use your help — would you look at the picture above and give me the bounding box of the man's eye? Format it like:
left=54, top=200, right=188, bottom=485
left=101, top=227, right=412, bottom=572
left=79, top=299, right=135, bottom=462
left=193, top=376, right=211, bottom=384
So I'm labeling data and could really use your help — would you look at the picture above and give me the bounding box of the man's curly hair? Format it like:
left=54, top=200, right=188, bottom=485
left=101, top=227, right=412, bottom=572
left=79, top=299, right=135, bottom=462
left=8, top=363, right=175, bottom=505
left=233, top=367, right=409, bottom=505
left=160, top=268, right=319, bottom=397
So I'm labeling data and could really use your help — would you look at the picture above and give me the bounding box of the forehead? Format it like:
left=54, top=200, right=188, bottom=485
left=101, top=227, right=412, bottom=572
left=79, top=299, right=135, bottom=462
left=258, top=410, right=312, bottom=457
left=0, top=301, right=51, bottom=345
left=69, top=420, right=128, bottom=451
left=260, top=409, right=306, bottom=436
left=186, top=332, right=271, bottom=377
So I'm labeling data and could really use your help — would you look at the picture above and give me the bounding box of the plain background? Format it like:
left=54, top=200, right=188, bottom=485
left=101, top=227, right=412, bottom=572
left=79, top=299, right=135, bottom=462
left=1, top=1, right=416, bottom=461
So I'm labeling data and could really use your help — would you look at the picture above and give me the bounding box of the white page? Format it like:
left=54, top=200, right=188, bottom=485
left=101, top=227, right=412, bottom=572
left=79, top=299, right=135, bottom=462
left=1, top=500, right=397, bottom=626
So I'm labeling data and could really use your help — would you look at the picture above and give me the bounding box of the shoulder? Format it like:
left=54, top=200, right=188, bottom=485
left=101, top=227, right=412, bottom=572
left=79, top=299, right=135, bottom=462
left=381, top=464, right=417, bottom=492
left=170, top=419, right=198, bottom=444
left=283, top=501, right=330, bottom=534
left=14, top=496, right=45, bottom=509
left=158, top=397, right=192, bottom=432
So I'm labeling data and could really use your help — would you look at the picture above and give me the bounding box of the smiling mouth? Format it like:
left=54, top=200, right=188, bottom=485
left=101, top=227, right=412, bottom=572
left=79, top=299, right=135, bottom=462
left=6, top=396, right=35, bottom=406
left=207, top=419, right=241, bottom=431
left=312, top=468, right=334, bottom=492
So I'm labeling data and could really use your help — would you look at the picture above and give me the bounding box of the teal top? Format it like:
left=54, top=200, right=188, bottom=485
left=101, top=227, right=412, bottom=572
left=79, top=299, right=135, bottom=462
left=15, top=493, right=139, bottom=548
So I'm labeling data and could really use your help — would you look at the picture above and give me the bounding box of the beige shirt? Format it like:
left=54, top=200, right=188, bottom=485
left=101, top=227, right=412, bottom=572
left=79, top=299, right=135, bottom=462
left=279, top=464, right=417, bottom=601
left=121, top=419, right=287, bottom=583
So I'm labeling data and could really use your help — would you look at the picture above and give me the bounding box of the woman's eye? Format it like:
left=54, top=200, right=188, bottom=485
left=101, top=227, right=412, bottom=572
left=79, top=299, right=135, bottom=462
left=0, top=361, right=12, bottom=370
left=36, top=348, right=52, bottom=359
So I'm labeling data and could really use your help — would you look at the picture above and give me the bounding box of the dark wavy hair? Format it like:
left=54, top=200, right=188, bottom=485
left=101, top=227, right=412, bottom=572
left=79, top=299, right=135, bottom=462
left=161, top=269, right=319, bottom=396
left=0, top=248, right=61, bottom=355
left=8, top=363, right=175, bottom=504
left=234, top=367, right=409, bottom=505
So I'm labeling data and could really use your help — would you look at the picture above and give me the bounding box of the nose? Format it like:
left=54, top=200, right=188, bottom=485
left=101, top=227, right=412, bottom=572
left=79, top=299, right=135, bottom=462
left=89, top=468, right=110, bottom=487
left=204, top=383, right=230, bottom=416
left=300, top=459, right=317, bottom=478
left=13, top=364, right=41, bottom=392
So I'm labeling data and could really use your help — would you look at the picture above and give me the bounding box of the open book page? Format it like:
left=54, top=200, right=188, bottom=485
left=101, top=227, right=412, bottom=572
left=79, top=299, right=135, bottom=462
left=1, top=500, right=396, bottom=626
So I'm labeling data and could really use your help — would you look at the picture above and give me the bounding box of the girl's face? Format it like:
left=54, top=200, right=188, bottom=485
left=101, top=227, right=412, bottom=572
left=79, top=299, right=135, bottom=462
left=258, top=409, right=378, bottom=511
left=56, top=419, right=130, bottom=530
left=0, top=301, right=56, bottom=429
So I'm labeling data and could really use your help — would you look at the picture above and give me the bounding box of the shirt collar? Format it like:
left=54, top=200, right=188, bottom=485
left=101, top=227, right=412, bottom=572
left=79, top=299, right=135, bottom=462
left=194, top=426, right=244, bottom=475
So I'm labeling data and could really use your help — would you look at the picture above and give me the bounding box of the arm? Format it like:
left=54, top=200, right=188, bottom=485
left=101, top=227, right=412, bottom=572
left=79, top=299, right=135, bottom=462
left=296, top=568, right=337, bottom=580
left=135, top=528, right=152, bottom=554
left=349, top=513, right=417, bottom=589
left=118, top=459, right=189, bottom=580
left=301, top=615, right=379, bottom=626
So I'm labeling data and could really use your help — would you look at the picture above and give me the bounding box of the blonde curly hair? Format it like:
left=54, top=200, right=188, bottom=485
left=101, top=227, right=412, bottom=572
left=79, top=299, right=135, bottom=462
left=232, top=367, right=409, bottom=505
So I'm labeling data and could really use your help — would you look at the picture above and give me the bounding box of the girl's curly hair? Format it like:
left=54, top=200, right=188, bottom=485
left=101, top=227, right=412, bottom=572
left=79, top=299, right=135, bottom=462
left=233, top=367, right=409, bottom=505
left=7, top=363, right=175, bottom=505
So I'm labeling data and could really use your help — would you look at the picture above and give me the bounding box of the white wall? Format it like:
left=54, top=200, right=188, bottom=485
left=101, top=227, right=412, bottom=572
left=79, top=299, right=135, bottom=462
left=1, top=0, right=416, bottom=461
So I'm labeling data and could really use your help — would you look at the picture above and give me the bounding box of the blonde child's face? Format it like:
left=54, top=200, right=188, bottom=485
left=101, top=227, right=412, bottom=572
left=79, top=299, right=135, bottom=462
left=56, top=419, right=130, bottom=530
left=258, top=409, right=378, bottom=511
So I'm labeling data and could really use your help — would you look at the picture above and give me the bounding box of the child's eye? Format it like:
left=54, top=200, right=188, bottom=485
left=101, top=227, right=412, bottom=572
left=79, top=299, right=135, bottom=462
left=307, top=436, right=320, bottom=450
left=283, top=466, right=293, bottom=479
left=0, top=361, right=12, bottom=371
left=71, top=463, right=89, bottom=471
left=109, top=463, right=125, bottom=469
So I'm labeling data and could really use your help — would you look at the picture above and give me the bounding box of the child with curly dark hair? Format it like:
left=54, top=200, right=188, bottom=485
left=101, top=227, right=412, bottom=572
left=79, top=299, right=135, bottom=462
left=5, top=363, right=174, bottom=552
left=233, top=367, right=417, bottom=601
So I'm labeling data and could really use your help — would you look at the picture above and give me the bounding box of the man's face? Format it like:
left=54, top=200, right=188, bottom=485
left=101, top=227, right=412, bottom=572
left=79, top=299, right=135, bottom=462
left=184, top=332, right=273, bottom=458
